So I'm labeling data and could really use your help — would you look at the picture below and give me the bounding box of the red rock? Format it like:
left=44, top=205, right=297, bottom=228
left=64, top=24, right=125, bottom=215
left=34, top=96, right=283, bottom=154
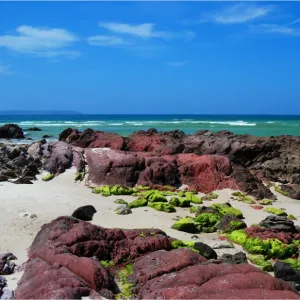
left=177, top=154, right=237, bottom=193
left=138, top=263, right=299, bottom=299
left=251, top=205, right=264, bottom=210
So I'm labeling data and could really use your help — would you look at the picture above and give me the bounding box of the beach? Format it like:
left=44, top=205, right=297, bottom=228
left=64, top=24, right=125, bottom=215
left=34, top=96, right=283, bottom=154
left=1, top=167, right=299, bottom=291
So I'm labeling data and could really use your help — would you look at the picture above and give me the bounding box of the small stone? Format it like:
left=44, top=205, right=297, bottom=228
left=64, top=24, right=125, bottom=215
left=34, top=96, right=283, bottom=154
left=72, top=205, right=97, bottom=221
left=114, top=205, right=132, bottom=215
left=191, top=235, right=199, bottom=240
left=19, top=211, right=37, bottom=219
left=221, top=252, right=248, bottom=264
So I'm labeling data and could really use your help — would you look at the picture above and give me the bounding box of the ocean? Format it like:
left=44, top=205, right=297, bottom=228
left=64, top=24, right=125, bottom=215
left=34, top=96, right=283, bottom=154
left=1, top=114, right=300, bottom=142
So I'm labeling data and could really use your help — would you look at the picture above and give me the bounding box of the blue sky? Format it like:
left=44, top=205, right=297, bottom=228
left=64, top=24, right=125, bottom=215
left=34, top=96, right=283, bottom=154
left=0, top=1, right=300, bottom=114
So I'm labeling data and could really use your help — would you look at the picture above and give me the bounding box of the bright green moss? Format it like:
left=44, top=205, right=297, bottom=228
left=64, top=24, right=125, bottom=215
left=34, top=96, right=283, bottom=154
left=100, top=260, right=114, bottom=268
left=201, top=192, right=219, bottom=201
left=212, top=203, right=243, bottom=218
left=264, top=207, right=287, bottom=216
left=136, top=185, right=151, bottom=191
left=171, top=240, right=198, bottom=253
left=260, top=199, right=273, bottom=205
left=274, top=185, right=289, bottom=196
left=169, top=197, right=191, bottom=207
left=74, top=172, right=85, bottom=182
left=139, top=232, right=146, bottom=238
left=92, top=187, right=102, bottom=194
left=42, top=173, right=54, bottom=181
left=288, top=214, right=297, bottom=220
left=101, top=185, right=112, bottom=196
left=238, top=196, right=256, bottom=204
left=185, top=192, right=202, bottom=204
left=172, top=217, right=201, bottom=233
left=282, top=258, right=300, bottom=270
left=116, top=264, right=134, bottom=299
left=223, top=220, right=246, bottom=233
left=111, top=185, right=134, bottom=195
left=177, top=191, right=186, bottom=197
left=268, top=239, right=297, bottom=259
left=226, top=230, right=248, bottom=245
left=248, top=255, right=273, bottom=272
left=232, top=191, right=245, bottom=197
left=114, top=199, right=128, bottom=205
left=189, top=206, right=198, bottom=213
left=144, top=191, right=167, bottom=203
left=194, top=213, right=221, bottom=228
left=163, top=185, right=175, bottom=191
left=148, top=202, right=176, bottom=213
left=128, top=198, right=148, bottom=209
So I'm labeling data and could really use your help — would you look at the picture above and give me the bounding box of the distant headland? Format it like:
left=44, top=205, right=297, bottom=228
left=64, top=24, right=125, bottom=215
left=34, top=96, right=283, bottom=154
left=0, top=110, right=82, bottom=115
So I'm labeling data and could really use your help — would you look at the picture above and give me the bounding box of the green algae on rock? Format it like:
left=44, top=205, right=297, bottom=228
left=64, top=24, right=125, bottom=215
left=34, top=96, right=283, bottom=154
left=74, top=171, right=85, bottom=182
left=128, top=198, right=148, bottom=209
left=114, top=199, right=129, bottom=205
left=264, top=207, right=287, bottom=216
left=194, top=213, right=221, bottom=228
left=232, top=191, right=245, bottom=197
left=274, top=185, right=289, bottom=196
left=189, top=206, right=198, bottom=213
left=223, top=220, right=247, bottom=233
left=281, top=258, right=300, bottom=271
left=172, top=217, right=201, bottom=233
left=201, top=192, right=219, bottom=201
left=248, top=255, right=273, bottom=272
left=42, top=173, right=55, bottom=181
left=212, top=203, right=243, bottom=218
left=185, top=192, right=202, bottom=204
left=116, top=264, right=135, bottom=300
left=238, top=196, right=256, bottom=204
left=169, top=197, right=191, bottom=207
left=260, top=199, right=273, bottom=205
left=143, top=191, right=168, bottom=203
left=288, top=214, right=297, bottom=220
left=148, top=202, right=176, bottom=213
left=100, top=260, right=115, bottom=268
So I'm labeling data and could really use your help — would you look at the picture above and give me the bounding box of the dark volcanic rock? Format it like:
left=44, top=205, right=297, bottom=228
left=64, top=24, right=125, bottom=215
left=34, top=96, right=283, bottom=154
left=0, top=253, right=17, bottom=275
left=27, top=127, right=41, bottom=131
left=221, top=252, right=248, bottom=264
left=15, top=216, right=300, bottom=299
left=0, top=124, right=24, bottom=139
left=72, top=205, right=97, bottom=221
left=259, top=215, right=296, bottom=233
left=42, top=135, right=52, bottom=139
left=193, top=242, right=217, bottom=259
left=215, top=214, right=247, bottom=233
left=280, top=184, right=300, bottom=200
left=274, top=261, right=300, bottom=291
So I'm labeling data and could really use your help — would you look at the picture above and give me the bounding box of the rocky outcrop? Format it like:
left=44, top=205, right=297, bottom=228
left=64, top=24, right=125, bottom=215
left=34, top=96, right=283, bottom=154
left=259, top=215, right=297, bottom=232
left=15, top=217, right=300, bottom=299
left=274, top=261, right=300, bottom=291
left=0, top=124, right=24, bottom=139
left=59, top=128, right=125, bottom=149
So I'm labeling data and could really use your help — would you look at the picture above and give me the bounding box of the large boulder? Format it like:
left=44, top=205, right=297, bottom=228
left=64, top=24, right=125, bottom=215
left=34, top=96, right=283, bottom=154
left=274, top=261, right=300, bottom=291
left=0, top=124, right=24, bottom=139
left=259, top=215, right=297, bottom=233
left=59, top=128, right=125, bottom=149
left=15, top=216, right=300, bottom=299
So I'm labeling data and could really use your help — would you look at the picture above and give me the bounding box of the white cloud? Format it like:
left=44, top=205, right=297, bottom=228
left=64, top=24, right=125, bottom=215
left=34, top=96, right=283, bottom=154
left=87, top=35, right=130, bottom=46
left=0, top=26, right=78, bottom=58
left=252, top=23, right=300, bottom=36
left=99, top=22, right=170, bottom=39
left=168, top=61, right=186, bottom=67
left=201, top=4, right=273, bottom=24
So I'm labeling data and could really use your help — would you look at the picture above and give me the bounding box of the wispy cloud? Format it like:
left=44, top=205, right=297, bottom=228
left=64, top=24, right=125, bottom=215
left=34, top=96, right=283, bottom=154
left=251, top=23, right=300, bottom=36
left=88, top=22, right=196, bottom=48
left=200, top=4, right=274, bottom=25
left=0, top=63, right=12, bottom=75
left=88, top=35, right=129, bottom=46
left=168, top=61, right=186, bottom=67
left=0, top=26, right=79, bottom=58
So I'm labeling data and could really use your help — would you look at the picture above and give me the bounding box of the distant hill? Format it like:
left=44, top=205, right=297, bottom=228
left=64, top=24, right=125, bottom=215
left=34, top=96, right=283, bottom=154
left=0, top=110, right=83, bottom=115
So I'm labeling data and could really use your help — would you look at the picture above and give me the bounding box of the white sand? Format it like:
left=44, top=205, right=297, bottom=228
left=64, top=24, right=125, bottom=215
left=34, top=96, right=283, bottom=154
left=0, top=168, right=299, bottom=289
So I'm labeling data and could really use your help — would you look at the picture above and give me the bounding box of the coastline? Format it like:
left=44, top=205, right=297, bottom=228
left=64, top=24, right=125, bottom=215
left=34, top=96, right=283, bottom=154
left=1, top=168, right=299, bottom=290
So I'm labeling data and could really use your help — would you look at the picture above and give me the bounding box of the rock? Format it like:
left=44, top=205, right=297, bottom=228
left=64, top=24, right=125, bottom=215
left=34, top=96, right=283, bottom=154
left=215, top=214, right=247, bottom=233
left=72, top=205, right=97, bottom=221
left=148, top=202, right=176, bottom=213
left=0, top=253, right=17, bottom=275
left=206, top=240, right=234, bottom=249
left=59, top=128, right=126, bottom=149
left=259, top=215, right=296, bottom=232
left=169, top=197, right=191, bottom=207
left=221, top=252, right=248, bottom=264
left=0, top=175, right=8, bottom=182
left=42, top=135, right=52, bottom=138
left=128, top=198, right=148, bottom=209
left=193, top=242, right=217, bottom=259
left=251, top=204, right=264, bottom=210
left=27, top=127, right=41, bottom=131
left=14, top=216, right=300, bottom=299
left=19, top=211, right=37, bottom=219
left=0, top=124, right=24, bottom=139
left=0, top=287, right=14, bottom=300
left=279, top=184, right=300, bottom=200
left=13, top=177, right=33, bottom=184
left=114, top=205, right=132, bottom=215
left=172, top=217, right=201, bottom=233
left=274, top=261, right=300, bottom=291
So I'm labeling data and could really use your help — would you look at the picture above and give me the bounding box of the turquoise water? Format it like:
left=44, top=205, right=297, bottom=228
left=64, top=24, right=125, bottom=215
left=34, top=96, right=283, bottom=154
left=1, top=115, right=300, bottom=141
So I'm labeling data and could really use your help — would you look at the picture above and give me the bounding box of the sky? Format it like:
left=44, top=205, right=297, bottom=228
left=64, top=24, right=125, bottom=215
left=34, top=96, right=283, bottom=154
left=0, top=1, right=300, bottom=114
